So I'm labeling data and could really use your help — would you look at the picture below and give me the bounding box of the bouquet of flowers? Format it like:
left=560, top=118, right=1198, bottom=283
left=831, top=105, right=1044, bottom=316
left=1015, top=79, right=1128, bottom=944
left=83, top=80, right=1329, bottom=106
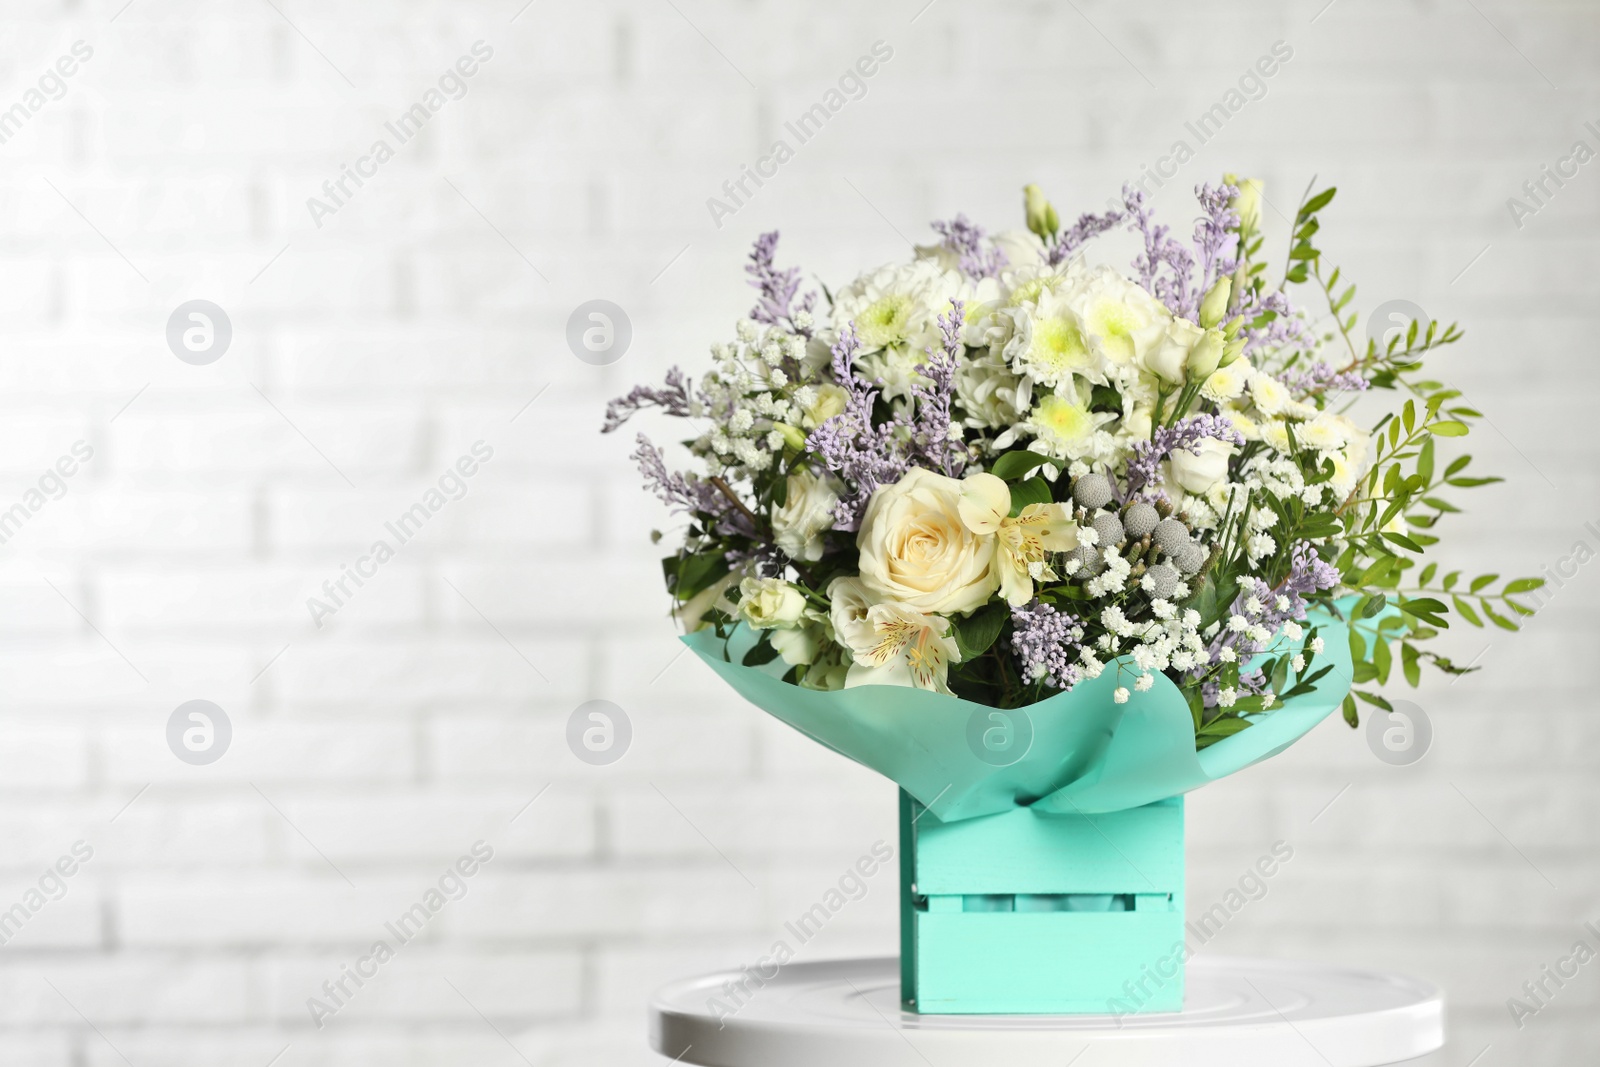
left=605, top=176, right=1541, bottom=756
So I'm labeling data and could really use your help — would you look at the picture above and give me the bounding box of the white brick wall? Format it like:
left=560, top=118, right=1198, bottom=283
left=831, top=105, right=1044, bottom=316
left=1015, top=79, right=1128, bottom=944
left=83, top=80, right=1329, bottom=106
left=0, top=0, right=1594, bottom=1063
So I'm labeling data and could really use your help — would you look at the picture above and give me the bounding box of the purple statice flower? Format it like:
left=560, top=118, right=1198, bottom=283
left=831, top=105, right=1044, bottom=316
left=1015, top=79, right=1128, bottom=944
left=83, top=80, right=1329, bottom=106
left=804, top=327, right=912, bottom=530
left=746, top=231, right=816, bottom=336
left=631, top=434, right=756, bottom=540
left=1277, top=359, right=1370, bottom=399
left=1047, top=204, right=1126, bottom=265
left=907, top=300, right=966, bottom=477
left=602, top=366, right=695, bottom=433
left=1124, top=414, right=1246, bottom=501
left=807, top=300, right=970, bottom=528
left=1122, top=185, right=1198, bottom=319
left=931, top=215, right=1008, bottom=279
left=1010, top=600, right=1085, bottom=692
left=1233, top=287, right=1315, bottom=356
left=1192, top=182, right=1240, bottom=301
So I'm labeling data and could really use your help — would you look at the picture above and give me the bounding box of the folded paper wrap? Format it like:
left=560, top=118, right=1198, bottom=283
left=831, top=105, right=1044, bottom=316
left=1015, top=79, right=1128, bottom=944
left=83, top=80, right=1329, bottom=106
left=683, top=607, right=1355, bottom=821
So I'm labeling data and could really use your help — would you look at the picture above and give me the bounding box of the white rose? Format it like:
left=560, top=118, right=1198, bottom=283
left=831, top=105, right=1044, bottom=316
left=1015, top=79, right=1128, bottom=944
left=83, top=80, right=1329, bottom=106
left=1168, top=437, right=1235, bottom=495
left=857, top=468, right=998, bottom=614
left=772, top=469, right=840, bottom=562
left=737, top=577, right=807, bottom=629
left=1143, top=317, right=1204, bottom=384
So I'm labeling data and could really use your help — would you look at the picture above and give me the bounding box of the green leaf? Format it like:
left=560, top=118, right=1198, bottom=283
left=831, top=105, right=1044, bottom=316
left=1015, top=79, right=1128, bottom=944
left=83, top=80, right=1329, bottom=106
left=1446, top=476, right=1502, bottom=488
left=666, top=551, right=730, bottom=602
left=742, top=636, right=780, bottom=667
left=1342, top=693, right=1359, bottom=728
left=990, top=451, right=1054, bottom=481
left=1401, top=643, right=1421, bottom=686
left=1481, top=602, right=1518, bottom=632
left=1354, top=689, right=1394, bottom=712
left=1300, top=187, right=1337, bottom=216
left=1417, top=438, right=1434, bottom=484
left=1382, top=532, right=1423, bottom=553
left=1373, top=638, right=1392, bottom=684
left=1452, top=595, right=1482, bottom=627
left=1428, top=421, right=1470, bottom=437
left=1469, top=573, right=1499, bottom=593
left=1360, top=593, right=1388, bottom=619
left=1418, top=563, right=1437, bottom=586
left=1442, top=570, right=1460, bottom=591
left=1504, top=577, right=1545, bottom=594
left=1196, top=717, right=1254, bottom=744
left=953, top=601, right=1009, bottom=662
left=1008, top=476, right=1053, bottom=514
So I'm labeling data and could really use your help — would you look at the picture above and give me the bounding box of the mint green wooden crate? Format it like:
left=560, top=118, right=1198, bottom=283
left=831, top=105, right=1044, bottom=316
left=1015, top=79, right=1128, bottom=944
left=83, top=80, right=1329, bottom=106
left=899, top=790, right=1185, bottom=1014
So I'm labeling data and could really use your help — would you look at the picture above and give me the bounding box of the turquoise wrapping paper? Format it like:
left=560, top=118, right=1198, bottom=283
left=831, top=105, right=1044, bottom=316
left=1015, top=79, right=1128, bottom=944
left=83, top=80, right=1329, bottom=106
left=683, top=607, right=1355, bottom=820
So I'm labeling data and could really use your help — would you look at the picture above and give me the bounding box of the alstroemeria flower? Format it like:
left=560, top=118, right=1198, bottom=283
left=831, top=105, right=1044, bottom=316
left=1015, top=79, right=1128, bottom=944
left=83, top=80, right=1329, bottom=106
left=843, top=601, right=961, bottom=693
left=959, top=472, right=1080, bottom=606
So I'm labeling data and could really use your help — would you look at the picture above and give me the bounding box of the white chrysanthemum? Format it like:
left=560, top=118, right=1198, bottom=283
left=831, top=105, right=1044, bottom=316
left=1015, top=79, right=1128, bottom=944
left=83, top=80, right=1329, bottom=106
left=1249, top=371, right=1293, bottom=416
left=999, top=260, right=1084, bottom=310
left=1003, top=380, right=1118, bottom=463
left=830, top=260, right=962, bottom=401
left=1299, top=412, right=1353, bottom=452
left=1201, top=357, right=1252, bottom=402
left=1002, top=294, right=1107, bottom=390
left=954, top=351, right=1029, bottom=430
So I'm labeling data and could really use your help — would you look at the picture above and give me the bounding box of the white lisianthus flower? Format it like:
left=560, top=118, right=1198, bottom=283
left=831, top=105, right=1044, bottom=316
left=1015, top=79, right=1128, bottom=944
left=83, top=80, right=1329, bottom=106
left=1299, top=412, right=1350, bottom=452
left=856, top=468, right=999, bottom=614
left=799, top=383, right=849, bottom=429
left=772, top=469, right=841, bottom=562
left=991, top=228, right=1047, bottom=270
left=770, top=619, right=824, bottom=666
left=1068, top=267, right=1171, bottom=367
left=826, top=576, right=877, bottom=650
left=737, top=577, right=808, bottom=629
left=1143, top=316, right=1205, bottom=384
left=958, top=472, right=1080, bottom=606
left=1168, top=437, right=1235, bottom=495
left=841, top=602, right=961, bottom=693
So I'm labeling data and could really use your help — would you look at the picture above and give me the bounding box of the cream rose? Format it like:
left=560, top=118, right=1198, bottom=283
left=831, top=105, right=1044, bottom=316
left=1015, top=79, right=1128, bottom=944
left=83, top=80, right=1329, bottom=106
left=772, top=469, right=840, bottom=562
left=856, top=468, right=998, bottom=614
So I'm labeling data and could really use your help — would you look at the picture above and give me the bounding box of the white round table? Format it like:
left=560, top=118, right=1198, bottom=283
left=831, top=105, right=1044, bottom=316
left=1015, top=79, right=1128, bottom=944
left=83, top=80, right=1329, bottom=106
left=650, top=956, right=1443, bottom=1066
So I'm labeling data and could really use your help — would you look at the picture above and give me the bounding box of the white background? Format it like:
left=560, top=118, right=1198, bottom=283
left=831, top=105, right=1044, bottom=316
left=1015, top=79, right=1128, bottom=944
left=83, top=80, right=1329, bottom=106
left=0, top=0, right=1595, bottom=1064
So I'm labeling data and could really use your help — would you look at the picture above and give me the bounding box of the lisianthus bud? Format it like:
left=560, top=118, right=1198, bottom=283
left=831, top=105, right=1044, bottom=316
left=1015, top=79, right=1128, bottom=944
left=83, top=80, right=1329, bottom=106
left=1224, top=173, right=1263, bottom=234
left=1198, top=276, right=1232, bottom=329
left=1218, top=336, right=1247, bottom=368
left=774, top=422, right=807, bottom=452
left=1186, top=329, right=1226, bottom=379
left=1023, top=183, right=1059, bottom=241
